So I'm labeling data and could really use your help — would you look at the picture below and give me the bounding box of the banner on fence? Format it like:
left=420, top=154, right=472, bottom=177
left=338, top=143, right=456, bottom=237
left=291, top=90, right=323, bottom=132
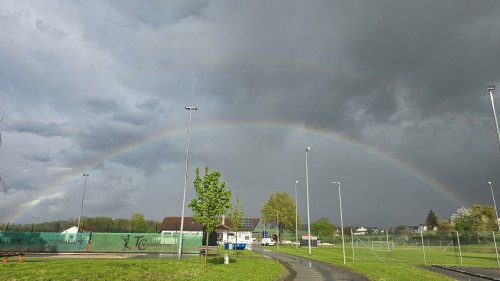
left=89, top=233, right=202, bottom=253
left=0, top=232, right=90, bottom=252
left=0, top=232, right=202, bottom=254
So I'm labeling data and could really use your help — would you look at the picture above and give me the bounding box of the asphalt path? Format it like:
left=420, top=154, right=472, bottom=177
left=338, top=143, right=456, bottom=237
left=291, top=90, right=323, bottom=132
left=422, top=265, right=500, bottom=281
left=251, top=245, right=368, bottom=281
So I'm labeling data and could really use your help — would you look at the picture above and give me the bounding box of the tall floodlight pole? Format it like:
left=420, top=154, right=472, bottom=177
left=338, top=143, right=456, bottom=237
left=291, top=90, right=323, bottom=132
left=487, top=86, right=500, bottom=152
left=305, top=146, right=312, bottom=255
left=294, top=180, right=299, bottom=250
left=488, top=181, right=500, bottom=232
left=333, top=181, right=346, bottom=264
left=178, top=106, right=197, bottom=259
left=77, top=174, right=89, bottom=232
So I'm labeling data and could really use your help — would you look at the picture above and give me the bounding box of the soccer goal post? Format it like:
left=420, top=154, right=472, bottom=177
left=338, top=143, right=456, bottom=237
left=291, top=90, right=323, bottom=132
left=371, top=241, right=395, bottom=251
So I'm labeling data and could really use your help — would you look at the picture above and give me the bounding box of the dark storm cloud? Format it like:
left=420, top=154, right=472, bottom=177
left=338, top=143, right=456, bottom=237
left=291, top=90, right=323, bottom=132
left=25, top=152, right=51, bottom=163
left=2, top=0, right=500, bottom=226
left=103, top=0, right=210, bottom=26
left=196, top=1, right=500, bottom=134
left=337, top=2, right=500, bottom=118
left=84, top=98, right=120, bottom=115
left=7, top=119, right=79, bottom=138
left=83, top=97, right=167, bottom=126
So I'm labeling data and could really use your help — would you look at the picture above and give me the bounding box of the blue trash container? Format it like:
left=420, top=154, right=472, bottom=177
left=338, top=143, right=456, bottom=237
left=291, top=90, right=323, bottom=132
left=235, top=243, right=246, bottom=250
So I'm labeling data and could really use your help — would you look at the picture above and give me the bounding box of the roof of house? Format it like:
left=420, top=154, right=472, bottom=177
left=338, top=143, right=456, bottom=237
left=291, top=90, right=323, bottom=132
left=159, top=216, right=260, bottom=232
left=217, top=217, right=260, bottom=232
left=160, top=216, right=203, bottom=231
left=60, top=226, right=79, bottom=234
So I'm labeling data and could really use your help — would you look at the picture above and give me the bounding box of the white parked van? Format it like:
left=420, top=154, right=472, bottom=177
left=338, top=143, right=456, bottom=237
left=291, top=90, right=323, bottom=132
left=261, top=238, right=276, bottom=246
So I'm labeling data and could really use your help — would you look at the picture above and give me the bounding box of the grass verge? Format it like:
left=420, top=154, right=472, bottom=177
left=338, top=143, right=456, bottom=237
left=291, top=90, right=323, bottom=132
left=0, top=248, right=283, bottom=281
left=276, top=245, right=455, bottom=281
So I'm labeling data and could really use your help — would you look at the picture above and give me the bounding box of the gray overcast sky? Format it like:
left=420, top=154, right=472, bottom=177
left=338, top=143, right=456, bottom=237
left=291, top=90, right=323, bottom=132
left=1, top=0, right=500, bottom=228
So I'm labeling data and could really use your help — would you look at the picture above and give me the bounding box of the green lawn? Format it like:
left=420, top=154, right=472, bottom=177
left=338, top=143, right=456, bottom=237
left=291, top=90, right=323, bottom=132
left=0, top=249, right=283, bottom=281
left=4, top=243, right=499, bottom=281
left=275, top=244, right=500, bottom=281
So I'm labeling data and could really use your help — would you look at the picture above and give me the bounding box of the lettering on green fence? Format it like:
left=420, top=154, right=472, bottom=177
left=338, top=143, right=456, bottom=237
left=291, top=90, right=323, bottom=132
left=0, top=238, right=23, bottom=244
left=121, top=234, right=175, bottom=251
left=1, top=232, right=201, bottom=253
left=38, top=238, right=87, bottom=245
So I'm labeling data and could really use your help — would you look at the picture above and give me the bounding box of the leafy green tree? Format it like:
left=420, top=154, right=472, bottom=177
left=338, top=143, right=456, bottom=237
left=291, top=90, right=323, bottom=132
left=451, top=205, right=499, bottom=234
left=82, top=216, right=115, bottom=232
left=311, top=218, right=335, bottom=238
left=114, top=218, right=130, bottom=232
left=131, top=213, right=147, bottom=232
left=451, top=207, right=478, bottom=232
left=343, top=227, right=352, bottom=236
left=425, top=209, right=438, bottom=230
left=472, top=204, right=498, bottom=231
left=228, top=196, right=245, bottom=257
left=189, top=167, right=232, bottom=267
left=437, top=220, right=454, bottom=236
left=261, top=192, right=300, bottom=243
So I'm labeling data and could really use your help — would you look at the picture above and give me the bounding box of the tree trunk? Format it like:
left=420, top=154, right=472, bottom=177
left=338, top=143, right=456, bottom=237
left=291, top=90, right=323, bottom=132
left=235, top=232, right=238, bottom=258
left=205, top=232, right=209, bottom=267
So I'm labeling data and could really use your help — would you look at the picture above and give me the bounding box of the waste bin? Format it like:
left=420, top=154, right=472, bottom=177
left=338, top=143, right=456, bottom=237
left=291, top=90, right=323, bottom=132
left=234, top=243, right=246, bottom=250
left=224, top=243, right=246, bottom=250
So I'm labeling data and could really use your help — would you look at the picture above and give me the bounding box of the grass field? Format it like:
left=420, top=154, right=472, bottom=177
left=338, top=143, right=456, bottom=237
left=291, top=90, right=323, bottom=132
left=0, top=248, right=283, bottom=281
left=3, top=242, right=500, bottom=281
left=276, top=242, right=500, bottom=281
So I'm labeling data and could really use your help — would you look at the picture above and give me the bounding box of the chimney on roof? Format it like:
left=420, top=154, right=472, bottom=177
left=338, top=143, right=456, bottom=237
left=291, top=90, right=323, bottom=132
left=222, top=215, right=225, bottom=225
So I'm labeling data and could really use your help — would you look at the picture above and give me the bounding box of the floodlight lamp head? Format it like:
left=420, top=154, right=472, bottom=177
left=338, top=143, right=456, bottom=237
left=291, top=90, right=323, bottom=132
left=83, top=174, right=89, bottom=177
left=295, top=180, right=299, bottom=184
left=185, top=106, right=198, bottom=110
left=332, top=181, right=340, bottom=185
left=487, top=86, right=495, bottom=91
left=306, top=146, right=311, bottom=151
left=488, top=181, right=492, bottom=185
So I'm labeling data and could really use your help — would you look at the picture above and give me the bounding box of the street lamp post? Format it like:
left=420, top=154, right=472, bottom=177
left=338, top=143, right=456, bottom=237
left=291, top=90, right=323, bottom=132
left=294, top=180, right=299, bottom=250
left=333, top=181, right=346, bottom=264
left=178, top=106, right=197, bottom=259
left=487, top=86, right=500, bottom=152
left=77, top=174, right=89, bottom=232
left=488, top=181, right=500, bottom=232
left=305, top=146, right=312, bottom=255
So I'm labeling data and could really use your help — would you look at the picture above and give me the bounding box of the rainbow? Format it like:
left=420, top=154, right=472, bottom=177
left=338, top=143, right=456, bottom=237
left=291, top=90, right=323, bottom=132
left=3, top=120, right=466, bottom=222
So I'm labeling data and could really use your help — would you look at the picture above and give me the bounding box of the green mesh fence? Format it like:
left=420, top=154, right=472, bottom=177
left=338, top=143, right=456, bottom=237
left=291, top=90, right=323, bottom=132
left=0, top=232, right=90, bottom=252
left=89, top=233, right=202, bottom=253
left=0, top=232, right=202, bottom=254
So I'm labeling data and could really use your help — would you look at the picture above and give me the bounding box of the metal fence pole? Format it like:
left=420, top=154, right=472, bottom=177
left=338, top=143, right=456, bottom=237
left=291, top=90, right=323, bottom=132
left=493, top=231, right=500, bottom=268
left=420, top=230, right=426, bottom=264
left=386, top=230, right=391, bottom=263
left=351, top=230, right=355, bottom=263
left=456, top=231, right=463, bottom=266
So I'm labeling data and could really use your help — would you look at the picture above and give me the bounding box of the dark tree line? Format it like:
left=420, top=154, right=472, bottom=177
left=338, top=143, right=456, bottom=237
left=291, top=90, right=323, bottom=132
left=1, top=213, right=162, bottom=233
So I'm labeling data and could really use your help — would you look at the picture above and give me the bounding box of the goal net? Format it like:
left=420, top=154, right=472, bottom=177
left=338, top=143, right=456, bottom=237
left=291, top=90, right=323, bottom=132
left=371, top=241, right=395, bottom=251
